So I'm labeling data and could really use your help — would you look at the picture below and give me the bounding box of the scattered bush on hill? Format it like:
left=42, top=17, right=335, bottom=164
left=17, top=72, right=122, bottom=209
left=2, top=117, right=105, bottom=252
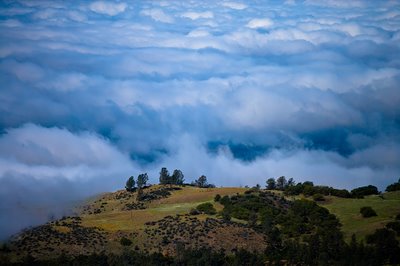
left=196, top=202, right=216, bottom=215
left=120, top=237, right=132, bottom=246
left=386, top=221, right=400, bottom=236
left=214, top=194, right=221, bottom=202
left=360, top=206, right=377, bottom=218
left=312, top=193, right=325, bottom=201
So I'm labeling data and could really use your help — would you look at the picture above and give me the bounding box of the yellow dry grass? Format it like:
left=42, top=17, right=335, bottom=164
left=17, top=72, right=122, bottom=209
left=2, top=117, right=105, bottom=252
left=81, top=186, right=245, bottom=233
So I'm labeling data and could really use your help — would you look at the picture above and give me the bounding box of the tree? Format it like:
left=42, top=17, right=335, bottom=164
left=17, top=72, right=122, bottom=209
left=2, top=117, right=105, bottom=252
left=386, top=178, right=400, bottom=192
left=276, top=176, right=287, bottom=190
left=195, top=175, right=208, bottom=188
left=287, top=178, right=295, bottom=187
left=172, top=169, right=184, bottom=185
left=159, top=167, right=170, bottom=185
left=125, top=176, right=135, bottom=192
left=266, top=178, right=276, bottom=190
left=351, top=185, right=379, bottom=198
left=137, top=173, right=148, bottom=189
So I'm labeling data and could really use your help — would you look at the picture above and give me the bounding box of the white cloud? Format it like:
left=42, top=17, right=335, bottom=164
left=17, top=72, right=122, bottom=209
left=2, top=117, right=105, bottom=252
left=222, top=2, right=247, bottom=10
left=141, top=8, right=174, bottom=23
left=181, top=11, right=213, bottom=20
left=89, top=1, right=127, bottom=16
left=246, top=18, right=274, bottom=29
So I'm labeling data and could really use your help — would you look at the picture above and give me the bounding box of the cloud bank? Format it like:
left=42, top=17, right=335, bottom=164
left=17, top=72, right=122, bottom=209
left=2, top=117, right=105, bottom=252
left=0, top=0, right=399, bottom=239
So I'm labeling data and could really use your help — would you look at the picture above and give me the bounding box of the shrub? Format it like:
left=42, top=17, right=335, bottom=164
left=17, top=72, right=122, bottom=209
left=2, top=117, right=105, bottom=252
left=312, top=193, right=325, bottom=201
left=120, top=237, right=132, bottom=246
left=360, top=206, right=377, bottom=218
left=189, top=208, right=200, bottom=215
left=386, top=221, right=400, bottom=235
left=221, top=211, right=231, bottom=222
left=196, top=202, right=217, bottom=215
left=220, top=195, right=231, bottom=206
left=214, top=194, right=221, bottom=202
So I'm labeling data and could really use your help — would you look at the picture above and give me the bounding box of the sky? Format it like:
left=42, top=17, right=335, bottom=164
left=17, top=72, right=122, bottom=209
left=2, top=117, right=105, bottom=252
left=0, top=0, right=400, bottom=239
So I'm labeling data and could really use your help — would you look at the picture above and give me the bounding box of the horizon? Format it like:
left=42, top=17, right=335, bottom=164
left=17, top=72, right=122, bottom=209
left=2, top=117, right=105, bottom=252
left=1, top=0, right=399, bottom=239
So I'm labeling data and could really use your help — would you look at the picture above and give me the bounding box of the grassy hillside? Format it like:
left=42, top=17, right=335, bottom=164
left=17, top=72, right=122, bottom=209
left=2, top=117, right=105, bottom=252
left=6, top=185, right=258, bottom=261
left=3, top=185, right=400, bottom=264
left=318, top=191, right=400, bottom=241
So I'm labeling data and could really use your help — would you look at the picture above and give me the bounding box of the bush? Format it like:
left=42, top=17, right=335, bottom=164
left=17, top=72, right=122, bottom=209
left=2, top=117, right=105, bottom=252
left=221, top=211, right=231, bottom=222
left=214, top=194, right=221, bottom=202
left=220, top=195, right=231, bottom=206
left=120, top=237, right=132, bottom=246
left=386, top=221, right=400, bottom=235
left=312, top=193, right=325, bottom=201
left=189, top=208, right=200, bottom=215
left=196, top=202, right=217, bottom=215
left=360, top=206, right=377, bottom=218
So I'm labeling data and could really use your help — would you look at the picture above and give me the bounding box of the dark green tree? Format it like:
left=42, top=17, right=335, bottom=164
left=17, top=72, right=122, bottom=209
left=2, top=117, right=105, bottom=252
left=137, top=173, right=148, bottom=189
left=196, top=175, right=208, bottom=188
left=276, top=176, right=287, bottom=190
left=159, top=167, right=170, bottom=185
left=172, top=169, right=184, bottom=185
left=125, top=176, right=135, bottom=192
left=386, top=178, right=400, bottom=192
left=266, top=178, right=276, bottom=190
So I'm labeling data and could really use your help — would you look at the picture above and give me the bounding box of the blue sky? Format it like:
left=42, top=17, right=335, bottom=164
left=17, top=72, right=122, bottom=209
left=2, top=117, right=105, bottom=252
left=0, top=0, right=400, bottom=238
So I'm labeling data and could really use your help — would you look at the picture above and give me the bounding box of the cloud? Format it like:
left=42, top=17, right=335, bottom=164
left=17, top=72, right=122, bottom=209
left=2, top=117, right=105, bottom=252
left=0, top=124, right=135, bottom=239
left=181, top=11, right=213, bottom=20
left=141, top=8, right=174, bottom=23
left=89, top=1, right=127, bottom=16
left=221, top=2, right=247, bottom=10
left=246, top=18, right=274, bottom=29
left=1, top=0, right=400, bottom=239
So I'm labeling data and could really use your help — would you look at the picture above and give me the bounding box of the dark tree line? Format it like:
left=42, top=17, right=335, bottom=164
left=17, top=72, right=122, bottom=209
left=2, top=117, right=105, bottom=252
left=266, top=176, right=383, bottom=199
left=125, top=173, right=149, bottom=192
left=159, top=168, right=185, bottom=185
left=386, top=178, right=400, bottom=192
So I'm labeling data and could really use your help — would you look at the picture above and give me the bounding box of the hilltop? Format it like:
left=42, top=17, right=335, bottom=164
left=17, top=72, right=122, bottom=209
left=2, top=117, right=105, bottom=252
left=1, top=181, right=400, bottom=265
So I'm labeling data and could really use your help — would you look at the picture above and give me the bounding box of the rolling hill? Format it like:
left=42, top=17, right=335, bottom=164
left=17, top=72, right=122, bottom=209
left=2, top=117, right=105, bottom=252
left=1, top=184, right=400, bottom=265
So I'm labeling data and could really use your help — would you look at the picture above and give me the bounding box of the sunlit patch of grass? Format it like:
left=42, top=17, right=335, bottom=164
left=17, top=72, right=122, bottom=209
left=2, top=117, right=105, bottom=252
left=320, top=191, right=400, bottom=241
left=80, top=186, right=245, bottom=234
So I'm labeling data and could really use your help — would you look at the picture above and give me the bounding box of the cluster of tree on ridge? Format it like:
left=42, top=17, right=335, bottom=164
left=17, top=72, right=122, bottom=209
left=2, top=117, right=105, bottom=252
left=386, top=178, right=400, bottom=192
left=264, top=175, right=387, bottom=199
left=125, top=168, right=215, bottom=195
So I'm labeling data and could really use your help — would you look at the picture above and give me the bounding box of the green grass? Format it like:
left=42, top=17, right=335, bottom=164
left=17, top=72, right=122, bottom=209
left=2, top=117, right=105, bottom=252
left=320, top=191, right=400, bottom=242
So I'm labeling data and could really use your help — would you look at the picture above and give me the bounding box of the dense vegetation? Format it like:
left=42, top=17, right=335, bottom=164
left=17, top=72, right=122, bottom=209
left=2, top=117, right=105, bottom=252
left=266, top=176, right=384, bottom=199
left=386, top=178, right=400, bottom=192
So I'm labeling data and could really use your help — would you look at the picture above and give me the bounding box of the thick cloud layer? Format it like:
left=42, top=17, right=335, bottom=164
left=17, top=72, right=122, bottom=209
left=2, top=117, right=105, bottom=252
left=0, top=0, right=399, bottom=239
